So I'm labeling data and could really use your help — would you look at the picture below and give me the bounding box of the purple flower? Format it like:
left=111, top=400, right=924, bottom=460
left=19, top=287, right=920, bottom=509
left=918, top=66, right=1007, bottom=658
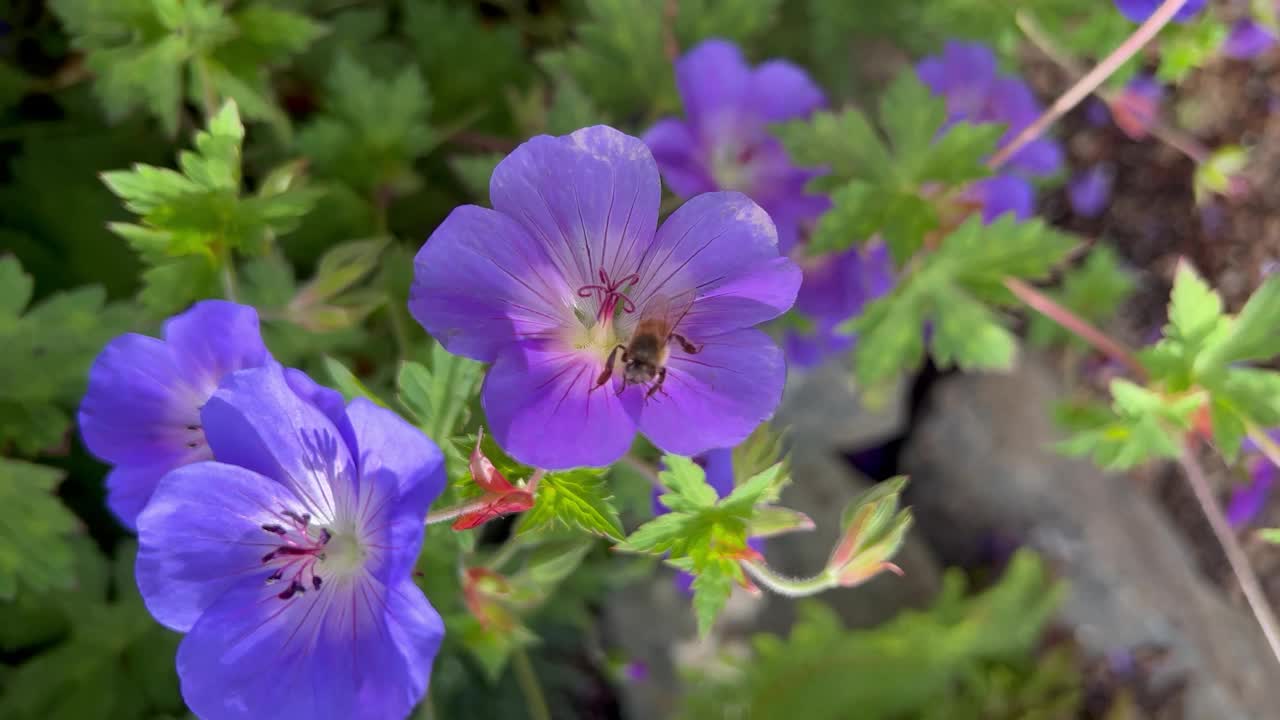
left=1114, top=0, right=1207, bottom=23
left=785, top=243, right=894, bottom=369
left=409, top=125, right=800, bottom=469
left=964, top=174, right=1036, bottom=222
left=917, top=41, right=1063, bottom=180
left=643, top=39, right=828, bottom=254
left=652, top=448, right=762, bottom=592
left=79, top=300, right=272, bottom=529
left=135, top=363, right=445, bottom=720
left=1069, top=163, right=1115, bottom=218
left=1224, top=19, right=1277, bottom=60
left=1228, top=457, right=1276, bottom=528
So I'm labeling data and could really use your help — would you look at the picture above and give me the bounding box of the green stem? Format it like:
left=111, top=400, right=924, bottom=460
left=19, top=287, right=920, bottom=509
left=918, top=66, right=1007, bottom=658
left=740, top=559, right=834, bottom=598
left=219, top=247, right=239, bottom=302
left=195, top=56, right=219, bottom=121
left=511, top=647, right=552, bottom=720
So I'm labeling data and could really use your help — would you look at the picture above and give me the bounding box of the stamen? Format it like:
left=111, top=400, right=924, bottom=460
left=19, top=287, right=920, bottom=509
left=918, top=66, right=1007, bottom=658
left=312, top=576, right=323, bottom=591
left=576, top=268, right=640, bottom=322
left=261, top=523, right=287, bottom=535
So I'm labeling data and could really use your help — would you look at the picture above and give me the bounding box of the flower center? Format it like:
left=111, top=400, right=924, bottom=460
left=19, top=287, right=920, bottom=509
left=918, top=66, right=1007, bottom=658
left=577, top=267, right=640, bottom=324
left=711, top=141, right=759, bottom=192
left=259, top=509, right=363, bottom=600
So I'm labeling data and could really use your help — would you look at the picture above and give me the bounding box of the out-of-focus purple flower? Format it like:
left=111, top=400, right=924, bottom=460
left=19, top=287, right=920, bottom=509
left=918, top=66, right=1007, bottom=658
left=1085, top=98, right=1113, bottom=127
left=135, top=364, right=446, bottom=720
left=964, top=174, right=1036, bottom=222
left=409, top=126, right=800, bottom=469
left=78, top=300, right=272, bottom=529
left=917, top=41, right=1063, bottom=180
left=1228, top=457, right=1276, bottom=528
left=1110, top=74, right=1163, bottom=140
left=1225, top=19, right=1278, bottom=59
left=643, top=39, right=827, bottom=254
left=652, top=449, right=763, bottom=592
left=785, top=243, right=895, bottom=369
left=1114, top=0, right=1207, bottom=23
left=624, top=660, right=650, bottom=683
left=1069, top=163, right=1116, bottom=218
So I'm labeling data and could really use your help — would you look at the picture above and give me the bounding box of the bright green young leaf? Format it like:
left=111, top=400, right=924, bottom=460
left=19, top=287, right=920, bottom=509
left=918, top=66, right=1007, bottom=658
left=691, top=569, right=735, bottom=638
left=1194, top=145, right=1248, bottom=205
left=323, top=355, right=389, bottom=407
left=1197, top=273, right=1280, bottom=369
left=1055, top=381, right=1200, bottom=470
left=658, top=454, right=721, bottom=511
left=1167, top=262, right=1225, bottom=350
left=518, top=469, right=624, bottom=540
left=1158, top=18, right=1227, bottom=84
left=0, top=459, right=79, bottom=600
left=929, top=287, right=1019, bottom=372
left=1259, top=528, right=1280, bottom=544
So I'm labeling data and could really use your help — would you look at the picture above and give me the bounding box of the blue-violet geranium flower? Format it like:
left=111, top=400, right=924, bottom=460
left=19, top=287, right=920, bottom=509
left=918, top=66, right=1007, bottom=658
left=135, top=363, right=446, bottom=720
left=1114, top=0, right=1206, bottom=24
left=409, top=125, right=801, bottom=469
left=79, top=300, right=272, bottom=528
left=642, top=39, right=828, bottom=254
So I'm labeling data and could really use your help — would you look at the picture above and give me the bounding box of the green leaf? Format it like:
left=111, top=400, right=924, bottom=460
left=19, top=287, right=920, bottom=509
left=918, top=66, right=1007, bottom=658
left=449, top=153, right=504, bottom=201
left=297, top=54, right=435, bottom=196
left=1259, top=528, right=1280, bottom=545
left=674, top=0, right=784, bottom=47
left=1208, top=395, right=1247, bottom=462
left=1198, top=274, right=1280, bottom=369
left=1028, top=246, right=1135, bottom=348
left=1168, top=262, right=1224, bottom=350
left=1158, top=18, right=1227, bottom=84
left=0, top=459, right=79, bottom=600
left=773, top=109, right=894, bottom=185
left=658, top=454, right=720, bottom=511
left=848, top=287, right=928, bottom=387
left=1194, top=145, right=1248, bottom=205
left=323, top=355, right=388, bottom=407
left=914, top=122, right=1005, bottom=185
left=731, top=422, right=788, bottom=488
left=518, top=469, right=624, bottom=540
left=931, top=215, right=1078, bottom=304
left=1054, top=381, right=1197, bottom=470
left=720, top=463, right=788, bottom=514
left=691, top=568, right=734, bottom=637
left=930, top=287, right=1018, bottom=372
left=877, top=72, right=948, bottom=180
left=396, top=344, right=484, bottom=442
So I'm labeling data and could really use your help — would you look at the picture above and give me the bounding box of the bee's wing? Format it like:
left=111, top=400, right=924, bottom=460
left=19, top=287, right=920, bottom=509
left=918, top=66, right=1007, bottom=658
left=639, top=289, right=697, bottom=335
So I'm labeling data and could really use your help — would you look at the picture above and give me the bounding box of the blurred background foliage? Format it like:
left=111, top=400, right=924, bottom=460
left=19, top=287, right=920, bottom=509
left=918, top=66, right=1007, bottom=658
left=0, top=0, right=1171, bottom=717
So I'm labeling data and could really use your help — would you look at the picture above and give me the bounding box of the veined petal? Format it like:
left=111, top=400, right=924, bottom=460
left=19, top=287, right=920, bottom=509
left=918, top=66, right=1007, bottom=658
left=283, top=366, right=358, bottom=454
left=745, top=60, right=825, bottom=122
left=410, top=205, right=574, bottom=363
left=629, top=192, right=800, bottom=336
left=176, top=575, right=442, bottom=720
left=482, top=342, right=639, bottom=469
left=676, top=39, right=752, bottom=138
left=136, top=462, right=304, bottom=632
left=202, top=364, right=353, bottom=522
left=162, top=300, right=271, bottom=389
left=643, top=118, right=716, bottom=199
left=638, top=329, right=785, bottom=456
left=106, top=460, right=189, bottom=532
left=489, top=126, right=662, bottom=298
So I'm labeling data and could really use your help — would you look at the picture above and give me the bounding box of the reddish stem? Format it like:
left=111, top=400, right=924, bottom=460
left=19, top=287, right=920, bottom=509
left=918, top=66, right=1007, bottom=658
left=989, top=0, right=1190, bottom=170
left=1004, top=277, right=1148, bottom=381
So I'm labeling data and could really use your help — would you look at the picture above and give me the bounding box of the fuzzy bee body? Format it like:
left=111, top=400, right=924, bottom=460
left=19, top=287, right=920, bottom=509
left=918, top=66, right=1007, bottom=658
left=593, top=293, right=699, bottom=398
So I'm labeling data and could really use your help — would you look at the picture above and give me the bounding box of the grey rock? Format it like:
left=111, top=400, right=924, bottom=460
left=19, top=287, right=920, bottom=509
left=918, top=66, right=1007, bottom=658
left=902, top=356, right=1280, bottom=719
left=777, top=361, right=910, bottom=451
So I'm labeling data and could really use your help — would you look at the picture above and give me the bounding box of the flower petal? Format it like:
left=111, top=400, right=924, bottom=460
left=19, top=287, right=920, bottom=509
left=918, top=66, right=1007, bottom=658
left=284, top=366, right=358, bottom=453
left=176, top=576, right=442, bottom=720
left=745, top=60, right=825, bottom=122
left=482, top=342, right=639, bottom=469
left=201, top=364, right=353, bottom=522
left=676, top=39, right=752, bottom=137
left=629, top=192, right=800, bottom=337
left=106, top=460, right=183, bottom=531
left=409, top=205, right=574, bottom=362
left=969, top=174, right=1034, bottom=222
left=489, top=125, right=662, bottom=296
left=643, top=118, right=716, bottom=198
left=136, top=461, right=303, bottom=632
left=162, top=300, right=271, bottom=389
left=638, top=328, right=786, bottom=455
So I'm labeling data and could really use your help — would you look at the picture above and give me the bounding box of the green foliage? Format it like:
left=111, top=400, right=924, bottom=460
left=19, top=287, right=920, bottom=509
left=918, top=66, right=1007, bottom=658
left=103, top=102, right=319, bottom=313
left=619, top=456, right=789, bottom=636
left=397, top=343, right=484, bottom=446
left=678, top=550, right=1065, bottom=719
left=0, top=541, right=183, bottom=720
left=1028, top=246, right=1135, bottom=348
left=297, top=54, right=435, bottom=197
left=517, top=470, right=625, bottom=540
left=51, top=0, right=321, bottom=136
left=1158, top=17, right=1227, bottom=83
left=846, top=216, right=1077, bottom=386
left=1194, top=145, right=1249, bottom=205
left=0, top=460, right=79, bottom=600
left=773, top=72, right=1003, bottom=260
left=0, top=257, right=134, bottom=455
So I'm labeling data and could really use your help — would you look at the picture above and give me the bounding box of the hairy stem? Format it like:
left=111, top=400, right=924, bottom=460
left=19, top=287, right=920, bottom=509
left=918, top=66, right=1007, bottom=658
left=619, top=454, right=665, bottom=491
left=989, top=0, right=1190, bottom=170
left=1003, top=277, right=1147, bottom=380
left=740, top=560, right=834, bottom=598
left=424, top=497, right=496, bottom=526
left=512, top=647, right=552, bottom=720
left=1178, top=444, right=1280, bottom=666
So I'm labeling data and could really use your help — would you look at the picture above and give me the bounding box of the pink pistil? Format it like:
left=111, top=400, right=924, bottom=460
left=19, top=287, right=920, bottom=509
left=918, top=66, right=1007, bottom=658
left=260, top=509, right=331, bottom=600
left=577, top=268, right=640, bottom=322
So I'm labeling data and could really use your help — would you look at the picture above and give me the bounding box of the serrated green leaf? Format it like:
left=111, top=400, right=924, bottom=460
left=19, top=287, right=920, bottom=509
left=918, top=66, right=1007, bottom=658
left=518, top=470, right=624, bottom=540
left=720, top=463, right=787, bottom=513
left=658, top=454, right=720, bottom=511
left=691, top=568, right=734, bottom=637
left=878, top=72, right=948, bottom=180
left=1208, top=395, right=1247, bottom=462
left=932, top=215, right=1078, bottom=303
left=731, top=422, right=788, bottom=488
left=930, top=286, right=1018, bottom=372
left=396, top=344, right=483, bottom=443
left=773, top=109, right=894, bottom=185
left=914, top=121, right=1004, bottom=185
left=1198, top=274, right=1280, bottom=369
left=616, top=511, right=700, bottom=554
left=0, top=459, right=79, bottom=600
left=849, top=287, right=928, bottom=387
left=1168, top=262, right=1224, bottom=349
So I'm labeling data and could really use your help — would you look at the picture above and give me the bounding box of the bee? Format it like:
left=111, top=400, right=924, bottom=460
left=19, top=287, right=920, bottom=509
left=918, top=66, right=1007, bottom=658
left=594, top=291, right=700, bottom=398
